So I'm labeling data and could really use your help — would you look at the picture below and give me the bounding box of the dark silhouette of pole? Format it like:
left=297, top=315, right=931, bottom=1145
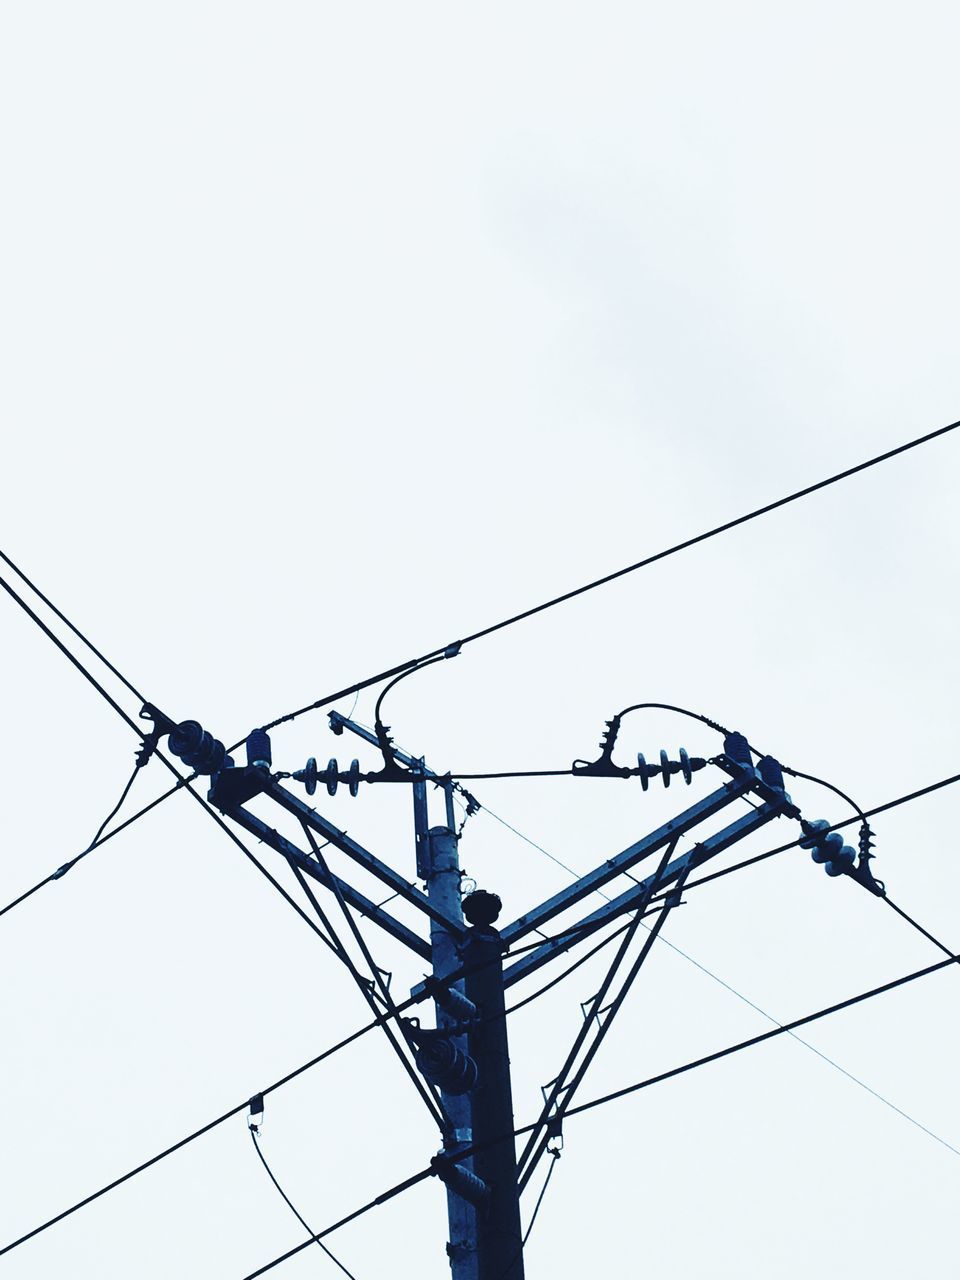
left=463, top=893, right=525, bottom=1280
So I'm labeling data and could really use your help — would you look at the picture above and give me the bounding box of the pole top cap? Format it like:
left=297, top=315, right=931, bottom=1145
left=461, top=889, right=502, bottom=927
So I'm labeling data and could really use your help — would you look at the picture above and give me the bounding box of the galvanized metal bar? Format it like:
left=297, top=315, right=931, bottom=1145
left=264, top=780, right=465, bottom=937
left=502, top=802, right=787, bottom=988
left=226, top=804, right=431, bottom=961
left=500, top=772, right=757, bottom=946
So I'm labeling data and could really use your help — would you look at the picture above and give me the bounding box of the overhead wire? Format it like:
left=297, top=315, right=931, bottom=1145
left=254, top=418, right=960, bottom=741
left=238, top=940, right=960, bottom=1279
left=6, top=926, right=958, bottom=1268
left=289, top=835, right=451, bottom=1133
left=249, top=1128, right=358, bottom=1280
left=673, top=770, right=960, bottom=897
left=0, top=757, right=146, bottom=920
left=0, top=567, right=392, bottom=957
left=480, top=794, right=960, bottom=1159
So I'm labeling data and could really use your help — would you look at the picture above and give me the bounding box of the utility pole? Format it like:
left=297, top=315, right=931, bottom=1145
left=413, top=760, right=480, bottom=1279
left=162, top=702, right=884, bottom=1280
left=462, top=891, right=525, bottom=1280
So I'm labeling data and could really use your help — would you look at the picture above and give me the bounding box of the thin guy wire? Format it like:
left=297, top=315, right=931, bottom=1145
left=250, top=1129, right=357, bottom=1279
left=480, top=802, right=960, bottom=1160
left=238, top=943, right=960, bottom=1279
left=256, top=417, right=960, bottom=740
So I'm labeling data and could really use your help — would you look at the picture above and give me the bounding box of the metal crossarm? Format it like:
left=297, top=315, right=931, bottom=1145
left=225, top=805, right=431, bottom=961
left=499, top=773, right=758, bottom=947
left=503, top=801, right=789, bottom=989
left=265, top=781, right=466, bottom=938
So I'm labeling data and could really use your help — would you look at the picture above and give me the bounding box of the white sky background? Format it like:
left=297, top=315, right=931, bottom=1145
left=2, top=3, right=959, bottom=1277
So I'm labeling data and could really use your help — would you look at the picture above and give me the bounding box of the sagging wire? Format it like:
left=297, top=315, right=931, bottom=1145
left=247, top=1096, right=358, bottom=1279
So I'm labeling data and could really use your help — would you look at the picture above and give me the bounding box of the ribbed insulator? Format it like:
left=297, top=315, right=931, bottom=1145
left=169, top=720, right=227, bottom=775
left=414, top=1036, right=478, bottom=1095
left=246, top=728, right=272, bottom=769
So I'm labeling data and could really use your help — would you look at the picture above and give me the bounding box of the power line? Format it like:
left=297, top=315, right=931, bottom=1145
left=675, top=770, right=960, bottom=896
left=481, top=799, right=960, bottom=1159
left=249, top=1127, right=358, bottom=1279
left=0, top=758, right=146, bottom=920
left=563, top=947, right=960, bottom=1122
left=0, top=566, right=400, bottom=959
left=257, top=418, right=960, bottom=739
left=884, top=897, right=956, bottom=960
left=0, top=549, right=146, bottom=703
left=6, top=926, right=957, bottom=1269
left=0, top=775, right=191, bottom=920
left=0, top=935, right=547, bottom=1261
left=239, top=943, right=960, bottom=1279
left=241, top=1167, right=436, bottom=1280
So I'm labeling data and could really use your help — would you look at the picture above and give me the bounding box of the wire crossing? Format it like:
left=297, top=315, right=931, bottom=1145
left=5, top=937, right=958, bottom=1267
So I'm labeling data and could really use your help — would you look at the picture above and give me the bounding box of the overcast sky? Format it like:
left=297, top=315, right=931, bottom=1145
left=2, top=4, right=959, bottom=1278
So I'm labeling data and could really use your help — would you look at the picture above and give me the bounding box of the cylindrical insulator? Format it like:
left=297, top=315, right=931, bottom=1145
left=246, top=728, right=272, bottom=770
left=169, top=721, right=226, bottom=775
left=414, top=1036, right=479, bottom=1095
left=431, top=1156, right=490, bottom=1207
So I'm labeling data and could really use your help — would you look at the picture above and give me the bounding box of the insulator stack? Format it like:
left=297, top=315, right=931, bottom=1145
left=246, top=728, right=272, bottom=771
left=431, top=1155, right=490, bottom=1207
left=168, top=720, right=227, bottom=775
left=800, top=818, right=857, bottom=877
left=292, top=756, right=362, bottom=797
left=634, top=747, right=704, bottom=790
left=412, top=1031, right=479, bottom=1095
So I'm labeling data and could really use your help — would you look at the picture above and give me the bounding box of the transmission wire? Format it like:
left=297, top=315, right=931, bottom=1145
left=256, top=418, right=960, bottom=740
left=249, top=1128, right=358, bottom=1279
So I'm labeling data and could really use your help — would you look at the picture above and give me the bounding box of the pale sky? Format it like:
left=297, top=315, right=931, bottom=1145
left=2, top=4, right=959, bottom=1278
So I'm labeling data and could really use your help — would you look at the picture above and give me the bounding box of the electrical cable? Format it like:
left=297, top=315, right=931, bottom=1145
left=254, top=418, right=960, bottom=742
left=672, top=770, right=960, bottom=897
left=481, top=799, right=960, bottom=1159
left=0, top=549, right=147, bottom=703
left=883, top=897, right=956, bottom=960
left=0, top=565, right=393, bottom=958
left=288, top=845, right=451, bottom=1134
left=0, top=758, right=146, bottom=920
left=6, top=934, right=958, bottom=1268
left=240, top=1167, right=435, bottom=1280
left=562, top=946, right=960, bottom=1122
left=0, top=933, right=548, bottom=1261
left=0, top=775, right=194, bottom=920
left=249, top=1128, right=358, bottom=1279
left=238, top=941, right=960, bottom=1279
left=522, top=1148, right=560, bottom=1247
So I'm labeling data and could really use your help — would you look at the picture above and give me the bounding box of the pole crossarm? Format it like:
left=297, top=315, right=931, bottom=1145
left=264, top=780, right=466, bottom=938
left=503, top=800, right=790, bottom=989
left=499, top=771, right=760, bottom=947
left=224, top=805, right=431, bottom=961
